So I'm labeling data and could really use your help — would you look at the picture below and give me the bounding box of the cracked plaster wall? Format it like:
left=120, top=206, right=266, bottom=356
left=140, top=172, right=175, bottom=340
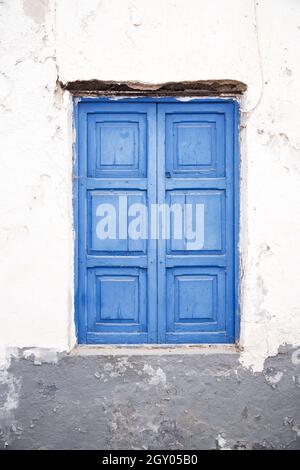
left=1, top=346, right=300, bottom=449
left=0, top=0, right=300, bottom=377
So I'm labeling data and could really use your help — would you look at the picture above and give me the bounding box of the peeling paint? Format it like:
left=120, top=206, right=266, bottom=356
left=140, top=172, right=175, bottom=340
left=0, top=349, right=21, bottom=448
left=1, top=346, right=299, bottom=449
left=22, top=348, right=59, bottom=365
left=216, top=434, right=231, bottom=450
left=143, top=364, right=167, bottom=387
left=264, top=367, right=283, bottom=388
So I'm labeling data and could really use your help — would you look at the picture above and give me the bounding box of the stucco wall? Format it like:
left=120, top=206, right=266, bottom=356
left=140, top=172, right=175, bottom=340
left=1, top=0, right=300, bottom=373
left=1, top=346, right=300, bottom=450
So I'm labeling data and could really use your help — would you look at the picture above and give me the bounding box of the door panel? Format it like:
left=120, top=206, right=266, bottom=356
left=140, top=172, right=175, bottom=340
left=166, top=190, right=225, bottom=253
left=88, top=190, right=147, bottom=254
left=165, top=113, right=225, bottom=177
left=86, top=267, right=148, bottom=343
left=77, top=102, right=157, bottom=343
left=166, top=267, right=226, bottom=335
left=157, top=102, right=237, bottom=343
left=87, top=113, right=147, bottom=178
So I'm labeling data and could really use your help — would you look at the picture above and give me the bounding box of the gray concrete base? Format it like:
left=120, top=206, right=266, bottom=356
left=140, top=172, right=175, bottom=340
left=1, top=346, right=300, bottom=449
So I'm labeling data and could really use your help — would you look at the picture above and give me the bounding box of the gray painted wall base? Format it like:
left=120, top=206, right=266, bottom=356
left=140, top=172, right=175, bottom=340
left=1, top=346, right=300, bottom=450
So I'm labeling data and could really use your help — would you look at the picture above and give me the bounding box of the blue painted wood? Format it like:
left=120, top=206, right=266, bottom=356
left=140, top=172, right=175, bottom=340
left=157, top=101, right=238, bottom=343
left=75, top=98, right=239, bottom=344
left=165, top=113, right=225, bottom=178
left=87, top=267, right=147, bottom=333
left=76, top=101, right=157, bottom=343
left=87, top=113, right=147, bottom=178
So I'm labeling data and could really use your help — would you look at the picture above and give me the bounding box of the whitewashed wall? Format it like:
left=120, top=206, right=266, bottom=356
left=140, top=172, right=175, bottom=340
left=1, top=0, right=300, bottom=370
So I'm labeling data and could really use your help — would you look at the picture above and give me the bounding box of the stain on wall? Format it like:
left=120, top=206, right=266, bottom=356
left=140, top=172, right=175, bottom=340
left=23, top=0, right=49, bottom=26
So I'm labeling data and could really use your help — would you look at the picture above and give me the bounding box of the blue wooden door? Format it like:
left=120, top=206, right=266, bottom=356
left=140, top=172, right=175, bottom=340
left=76, top=101, right=157, bottom=343
left=76, top=99, right=239, bottom=344
left=157, top=102, right=238, bottom=343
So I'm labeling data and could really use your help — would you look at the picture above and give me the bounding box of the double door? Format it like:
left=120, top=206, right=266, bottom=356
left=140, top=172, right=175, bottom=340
left=76, top=99, right=238, bottom=344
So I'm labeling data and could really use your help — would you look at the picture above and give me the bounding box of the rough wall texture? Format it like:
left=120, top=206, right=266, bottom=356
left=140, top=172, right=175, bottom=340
left=1, top=346, right=300, bottom=450
left=1, top=0, right=300, bottom=369
left=0, top=0, right=73, bottom=350
left=1, top=0, right=300, bottom=449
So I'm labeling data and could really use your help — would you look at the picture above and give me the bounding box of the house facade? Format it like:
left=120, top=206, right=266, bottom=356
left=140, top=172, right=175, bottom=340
left=1, top=0, right=300, bottom=449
